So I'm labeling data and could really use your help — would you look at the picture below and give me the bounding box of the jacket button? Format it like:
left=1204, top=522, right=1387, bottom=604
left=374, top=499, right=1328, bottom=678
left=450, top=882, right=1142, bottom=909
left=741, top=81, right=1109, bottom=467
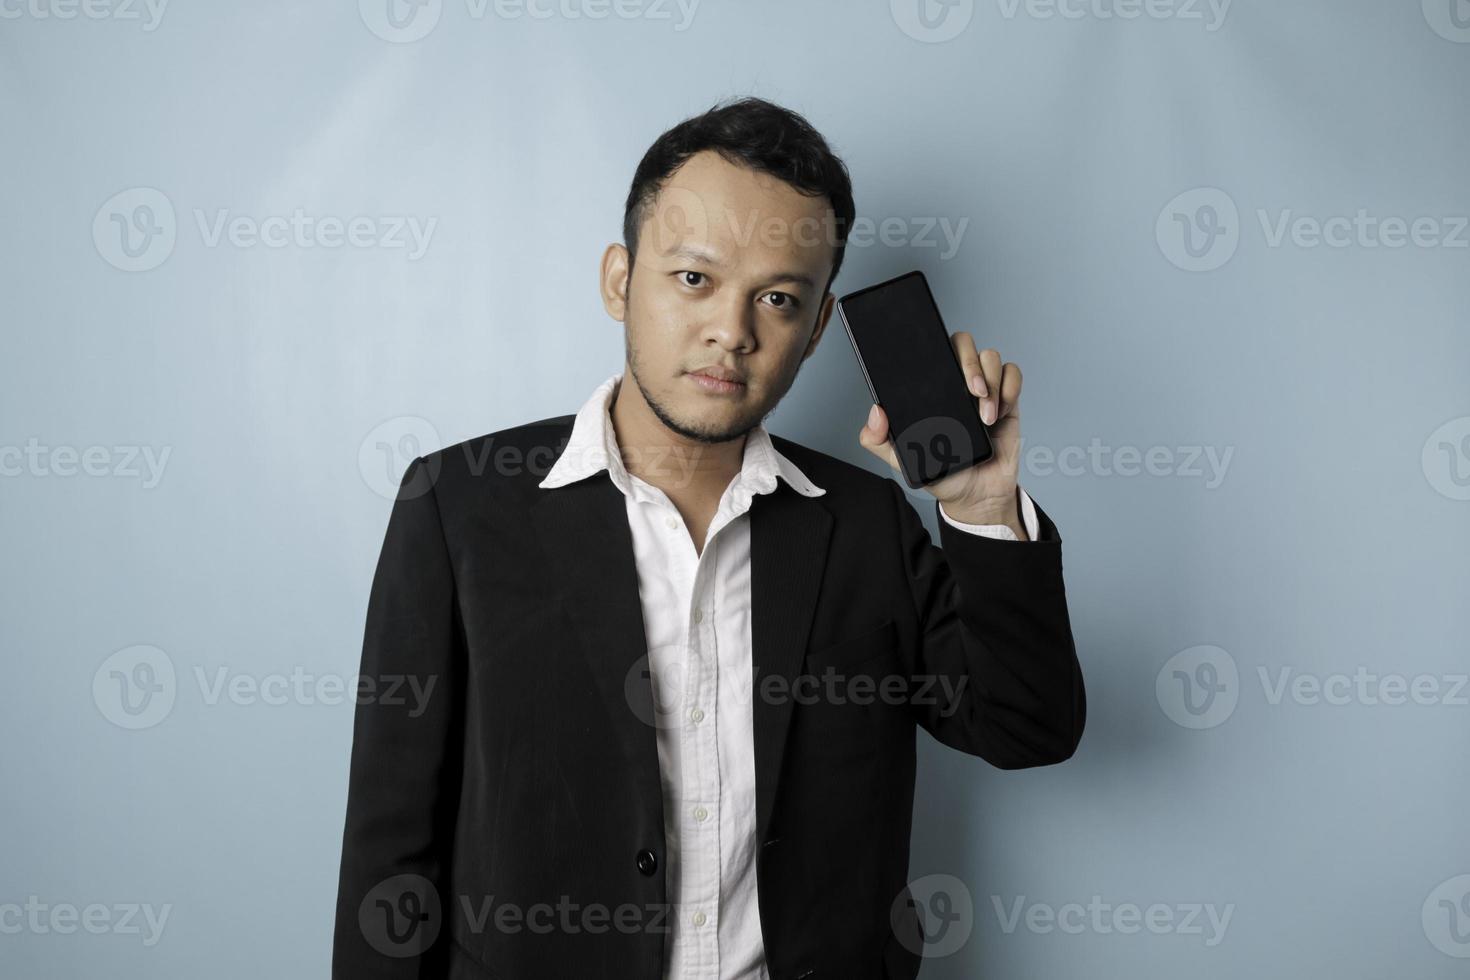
left=636, top=849, right=658, bottom=876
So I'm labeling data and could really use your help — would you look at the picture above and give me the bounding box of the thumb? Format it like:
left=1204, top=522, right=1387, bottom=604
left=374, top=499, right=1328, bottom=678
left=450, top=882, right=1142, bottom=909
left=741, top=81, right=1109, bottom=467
left=858, top=404, right=900, bottom=474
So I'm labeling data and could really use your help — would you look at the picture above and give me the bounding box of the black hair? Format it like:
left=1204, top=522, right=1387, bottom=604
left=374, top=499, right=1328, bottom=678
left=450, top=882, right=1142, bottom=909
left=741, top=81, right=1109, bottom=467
left=622, top=96, right=856, bottom=297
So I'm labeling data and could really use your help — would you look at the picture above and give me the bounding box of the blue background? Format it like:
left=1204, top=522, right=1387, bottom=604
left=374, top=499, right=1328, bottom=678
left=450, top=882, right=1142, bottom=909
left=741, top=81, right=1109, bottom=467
left=3, top=0, right=1468, bottom=976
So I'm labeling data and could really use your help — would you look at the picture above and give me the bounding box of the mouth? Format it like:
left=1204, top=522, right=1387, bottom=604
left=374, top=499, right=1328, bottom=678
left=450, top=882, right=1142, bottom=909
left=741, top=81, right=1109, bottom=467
left=687, top=368, right=747, bottom=395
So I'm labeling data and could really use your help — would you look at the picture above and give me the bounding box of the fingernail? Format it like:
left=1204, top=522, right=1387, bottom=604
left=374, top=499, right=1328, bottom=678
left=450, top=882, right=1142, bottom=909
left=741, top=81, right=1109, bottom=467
left=983, top=401, right=996, bottom=425
left=868, top=404, right=879, bottom=428
left=970, top=374, right=986, bottom=398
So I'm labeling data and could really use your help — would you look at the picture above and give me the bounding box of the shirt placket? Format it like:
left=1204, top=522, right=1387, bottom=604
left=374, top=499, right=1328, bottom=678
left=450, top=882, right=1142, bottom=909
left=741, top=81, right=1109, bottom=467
left=680, top=532, right=722, bottom=979
left=647, top=492, right=726, bottom=980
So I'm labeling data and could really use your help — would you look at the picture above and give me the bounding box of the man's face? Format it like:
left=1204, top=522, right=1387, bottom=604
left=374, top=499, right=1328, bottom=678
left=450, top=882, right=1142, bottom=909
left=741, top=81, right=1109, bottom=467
left=602, top=149, right=838, bottom=445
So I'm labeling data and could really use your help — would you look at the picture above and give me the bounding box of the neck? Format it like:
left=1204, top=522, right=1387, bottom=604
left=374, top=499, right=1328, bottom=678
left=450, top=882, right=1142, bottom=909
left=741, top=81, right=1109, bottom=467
left=609, top=372, right=747, bottom=497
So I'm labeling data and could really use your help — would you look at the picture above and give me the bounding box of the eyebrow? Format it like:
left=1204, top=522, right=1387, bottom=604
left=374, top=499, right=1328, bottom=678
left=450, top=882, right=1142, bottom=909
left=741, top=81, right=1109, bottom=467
left=665, top=245, right=818, bottom=290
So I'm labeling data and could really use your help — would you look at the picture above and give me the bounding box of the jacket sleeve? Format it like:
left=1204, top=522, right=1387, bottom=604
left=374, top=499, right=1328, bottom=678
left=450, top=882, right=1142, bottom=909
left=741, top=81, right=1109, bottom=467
left=889, top=478, right=1085, bottom=768
left=332, top=456, right=463, bottom=978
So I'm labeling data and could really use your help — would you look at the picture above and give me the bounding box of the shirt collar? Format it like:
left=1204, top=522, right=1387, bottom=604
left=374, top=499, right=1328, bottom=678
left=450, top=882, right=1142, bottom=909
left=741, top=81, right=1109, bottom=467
left=538, top=372, right=825, bottom=504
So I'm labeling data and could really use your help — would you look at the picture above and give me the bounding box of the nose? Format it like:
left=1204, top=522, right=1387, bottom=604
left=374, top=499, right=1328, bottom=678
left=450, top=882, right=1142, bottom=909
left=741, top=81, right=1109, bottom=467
left=700, top=293, right=757, bottom=354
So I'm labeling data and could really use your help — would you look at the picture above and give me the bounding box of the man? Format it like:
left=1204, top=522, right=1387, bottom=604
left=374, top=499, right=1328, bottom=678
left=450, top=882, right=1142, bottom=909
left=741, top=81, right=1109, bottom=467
left=332, top=96, right=1085, bottom=980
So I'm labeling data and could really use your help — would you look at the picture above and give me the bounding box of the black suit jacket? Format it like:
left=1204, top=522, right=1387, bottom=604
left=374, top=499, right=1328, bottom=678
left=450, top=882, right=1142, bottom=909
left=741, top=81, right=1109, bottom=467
left=332, top=413, right=1085, bottom=980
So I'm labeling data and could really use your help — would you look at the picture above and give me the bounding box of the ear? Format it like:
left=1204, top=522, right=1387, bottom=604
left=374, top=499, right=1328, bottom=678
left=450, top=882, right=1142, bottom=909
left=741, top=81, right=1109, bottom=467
left=803, top=291, right=836, bottom=360
left=600, top=243, right=631, bottom=321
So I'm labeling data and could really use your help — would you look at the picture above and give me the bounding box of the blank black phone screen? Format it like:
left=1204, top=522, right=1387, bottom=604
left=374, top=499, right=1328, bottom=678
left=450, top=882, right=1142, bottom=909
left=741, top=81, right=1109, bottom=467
left=837, top=271, right=993, bottom=488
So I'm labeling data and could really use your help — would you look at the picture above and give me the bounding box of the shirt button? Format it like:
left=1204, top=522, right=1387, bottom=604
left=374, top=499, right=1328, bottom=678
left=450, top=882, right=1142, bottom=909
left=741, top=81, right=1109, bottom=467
left=693, top=911, right=707, bottom=927
left=690, top=708, right=704, bottom=723
left=665, top=515, right=679, bottom=530
left=692, top=608, right=704, bottom=624
left=694, top=806, right=708, bottom=822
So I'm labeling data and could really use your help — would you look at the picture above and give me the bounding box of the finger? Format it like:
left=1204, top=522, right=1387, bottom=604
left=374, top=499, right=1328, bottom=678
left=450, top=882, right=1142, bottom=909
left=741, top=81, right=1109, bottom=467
left=997, top=361, right=1023, bottom=421
left=858, top=403, right=900, bottom=473
left=951, top=331, right=986, bottom=398
left=977, top=348, right=1003, bottom=424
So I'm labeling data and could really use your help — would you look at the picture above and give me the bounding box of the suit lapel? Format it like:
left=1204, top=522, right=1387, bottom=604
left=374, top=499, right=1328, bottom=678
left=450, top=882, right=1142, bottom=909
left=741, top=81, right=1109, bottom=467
left=748, top=483, right=832, bottom=843
left=530, top=473, right=665, bottom=833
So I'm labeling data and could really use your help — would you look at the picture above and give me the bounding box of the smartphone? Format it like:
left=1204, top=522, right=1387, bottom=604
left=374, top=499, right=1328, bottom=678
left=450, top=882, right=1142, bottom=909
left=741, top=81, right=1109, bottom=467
left=836, top=270, right=993, bottom=489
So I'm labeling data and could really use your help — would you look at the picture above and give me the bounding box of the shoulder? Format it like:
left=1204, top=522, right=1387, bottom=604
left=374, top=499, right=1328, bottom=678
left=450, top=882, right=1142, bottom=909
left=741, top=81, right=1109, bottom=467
left=413, top=413, right=576, bottom=499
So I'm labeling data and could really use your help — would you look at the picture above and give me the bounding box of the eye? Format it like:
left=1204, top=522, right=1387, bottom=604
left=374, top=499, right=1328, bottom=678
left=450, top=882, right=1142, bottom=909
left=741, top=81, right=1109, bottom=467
left=763, top=291, right=800, bottom=313
left=677, top=271, right=707, bottom=288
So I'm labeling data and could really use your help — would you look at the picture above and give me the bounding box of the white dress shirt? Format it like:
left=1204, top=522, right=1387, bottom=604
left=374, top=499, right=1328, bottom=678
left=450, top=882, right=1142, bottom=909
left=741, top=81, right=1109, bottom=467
left=538, top=373, right=1039, bottom=979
